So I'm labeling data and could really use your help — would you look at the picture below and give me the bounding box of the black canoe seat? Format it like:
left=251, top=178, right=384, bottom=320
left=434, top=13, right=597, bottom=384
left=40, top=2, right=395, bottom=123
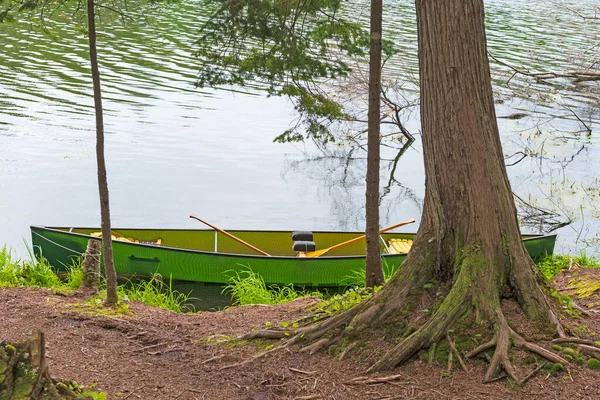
left=293, top=241, right=316, bottom=253
left=292, top=231, right=314, bottom=241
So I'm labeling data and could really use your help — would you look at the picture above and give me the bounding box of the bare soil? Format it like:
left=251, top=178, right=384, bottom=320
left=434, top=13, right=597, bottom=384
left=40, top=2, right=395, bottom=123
left=2, top=284, right=600, bottom=400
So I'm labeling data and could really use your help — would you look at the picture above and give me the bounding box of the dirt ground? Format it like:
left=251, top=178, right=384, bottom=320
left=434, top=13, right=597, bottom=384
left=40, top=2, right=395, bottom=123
left=2, top=279, right=600, bottom=400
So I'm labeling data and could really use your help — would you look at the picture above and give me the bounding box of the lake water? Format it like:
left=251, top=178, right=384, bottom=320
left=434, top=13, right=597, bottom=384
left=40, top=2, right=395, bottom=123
left=1, top=0, right=599, bottom=261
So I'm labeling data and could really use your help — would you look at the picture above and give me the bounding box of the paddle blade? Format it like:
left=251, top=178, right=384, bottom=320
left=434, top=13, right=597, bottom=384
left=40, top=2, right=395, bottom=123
left=305, top=248, right=329, bottom=258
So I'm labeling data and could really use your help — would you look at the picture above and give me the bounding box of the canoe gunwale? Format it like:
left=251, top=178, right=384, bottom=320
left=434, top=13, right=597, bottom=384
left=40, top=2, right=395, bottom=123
left=30, top=225, right=557, bottom=260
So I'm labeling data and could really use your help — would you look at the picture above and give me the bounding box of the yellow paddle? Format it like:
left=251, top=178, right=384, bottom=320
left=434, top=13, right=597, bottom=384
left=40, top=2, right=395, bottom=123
left=306, top=218, right=416, bottom=257
left=190, top=215, right=271, bottom=257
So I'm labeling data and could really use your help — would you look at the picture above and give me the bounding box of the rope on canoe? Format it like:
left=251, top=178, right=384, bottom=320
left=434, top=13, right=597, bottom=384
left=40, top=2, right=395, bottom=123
left=31, top=231, right=85, bottom=258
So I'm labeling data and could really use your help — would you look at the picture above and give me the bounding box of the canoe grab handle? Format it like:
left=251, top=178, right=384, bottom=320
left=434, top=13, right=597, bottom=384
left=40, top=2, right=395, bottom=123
left=128, top=255, right=160, bottom=264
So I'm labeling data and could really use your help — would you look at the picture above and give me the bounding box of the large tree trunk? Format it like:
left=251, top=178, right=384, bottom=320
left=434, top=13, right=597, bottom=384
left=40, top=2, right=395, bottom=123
left=362, top=0, right=563, bottom=376
left=365, top=0, right=384, bottom=288
left=242, top=0, right=569, bottom=382
left=87, top=0, right=118, bottom=306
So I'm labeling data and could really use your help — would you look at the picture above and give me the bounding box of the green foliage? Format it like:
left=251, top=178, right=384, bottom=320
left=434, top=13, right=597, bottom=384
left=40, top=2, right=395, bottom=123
left=0, top=245, right=63, bottom=288
left=196, top=0, right=397, bottom=144
left=588, top=358, right=600, bottom=370
left=118, top=275, right=192, bottom=313
left=536, top=252, right=600, bottom=280
left=313, top=286, right=376, bottom=315
left=223, top=267, right=318, bottom=305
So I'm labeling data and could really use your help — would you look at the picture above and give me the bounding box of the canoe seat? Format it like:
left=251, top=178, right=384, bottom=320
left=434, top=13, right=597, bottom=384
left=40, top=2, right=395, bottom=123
left=387, top=239, right=413, bottom=254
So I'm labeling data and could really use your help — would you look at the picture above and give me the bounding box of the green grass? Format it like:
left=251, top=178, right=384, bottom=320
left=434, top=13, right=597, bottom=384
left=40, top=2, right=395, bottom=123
left=1, top=245, right=193, bottom=313
left=342, top=258, right=397, bottom=287
left=0, top=245, right=64, bottom=288
left=223, top=267, right=319, bottom=305
left=119, top=275, right=193, bottom=313
left=536, top=252, right=600, bottom=280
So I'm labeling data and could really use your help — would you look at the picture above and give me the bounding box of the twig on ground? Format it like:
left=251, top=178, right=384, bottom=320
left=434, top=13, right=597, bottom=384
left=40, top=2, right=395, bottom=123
left=345, top=374, right=405, bottom=385
left=122, top=384, right=146, bottom=399
left=131, top=342, right=167, bottom=352
left=518, top=362, right=547, bottom=386
left=147, top=347, right=183, bottom=356
left=202, top=354, right=226, bottom=364
left=289, top=367, right=317, bottom=375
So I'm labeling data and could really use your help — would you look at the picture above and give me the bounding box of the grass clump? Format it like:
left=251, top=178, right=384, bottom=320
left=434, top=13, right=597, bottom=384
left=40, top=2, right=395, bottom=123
left=223, top=268, right=318, bottom=305
left=536, top=252, right=600, bottom=280
left=0, top=245, right=64, bottom=289
left=342, top=259, right=397, bottom=287
left=119, top=275, right=192, bottom=313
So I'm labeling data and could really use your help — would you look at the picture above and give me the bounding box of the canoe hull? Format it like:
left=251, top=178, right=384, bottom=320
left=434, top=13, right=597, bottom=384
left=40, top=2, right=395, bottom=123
left=30, top=226, right=557, bottom=288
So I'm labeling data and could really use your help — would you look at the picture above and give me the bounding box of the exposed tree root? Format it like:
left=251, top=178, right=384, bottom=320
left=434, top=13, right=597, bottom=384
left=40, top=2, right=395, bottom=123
left=466, top=311, right=571, bottom=383
left=577, top=345, right=600, bottom=359
left=552, top=337, right=600, bottom=347
left=225, top=287, right=569, bottom=386
left=300, top=337, right=339, bottom=354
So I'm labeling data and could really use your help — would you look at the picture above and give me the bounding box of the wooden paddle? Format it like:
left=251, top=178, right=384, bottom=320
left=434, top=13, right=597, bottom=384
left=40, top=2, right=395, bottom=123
left=189, top=215, right=271, bottom=257
left=306, top=218, right=416, bottom=257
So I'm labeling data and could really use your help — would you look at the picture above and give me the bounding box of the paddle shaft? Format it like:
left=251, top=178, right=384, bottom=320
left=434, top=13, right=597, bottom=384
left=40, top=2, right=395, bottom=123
left=189, top=215, right=271, bottom=257
left=308, top=218, right=416, bottom=257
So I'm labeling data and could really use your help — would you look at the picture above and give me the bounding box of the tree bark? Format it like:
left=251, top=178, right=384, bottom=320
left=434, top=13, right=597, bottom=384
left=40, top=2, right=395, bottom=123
left=82, top=239, right=101, bottom=289
left=87, top=0, right=118, bottom=306
left=365, top=0, right=384, bottom=288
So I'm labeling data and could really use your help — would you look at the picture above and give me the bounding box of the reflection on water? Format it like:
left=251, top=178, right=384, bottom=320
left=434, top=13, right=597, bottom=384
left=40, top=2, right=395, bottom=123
left=0, top=0, right=599, bottom=259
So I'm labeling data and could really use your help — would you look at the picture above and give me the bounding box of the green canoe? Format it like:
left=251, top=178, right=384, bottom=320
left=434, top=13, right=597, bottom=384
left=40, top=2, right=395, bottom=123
left=30, top=226, right=557, bottom=288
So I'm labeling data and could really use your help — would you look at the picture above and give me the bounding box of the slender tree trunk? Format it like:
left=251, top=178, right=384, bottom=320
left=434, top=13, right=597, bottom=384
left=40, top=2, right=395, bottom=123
left=87, top=0, right=118, bottom=306
left=365, top=0, right=384, bottom=288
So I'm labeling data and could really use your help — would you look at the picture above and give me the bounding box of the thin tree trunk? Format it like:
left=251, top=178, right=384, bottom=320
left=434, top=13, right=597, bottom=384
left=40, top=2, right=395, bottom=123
left=365, top=0, right=384, bottom=288
left=86, top=0, right=118, bottom=306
